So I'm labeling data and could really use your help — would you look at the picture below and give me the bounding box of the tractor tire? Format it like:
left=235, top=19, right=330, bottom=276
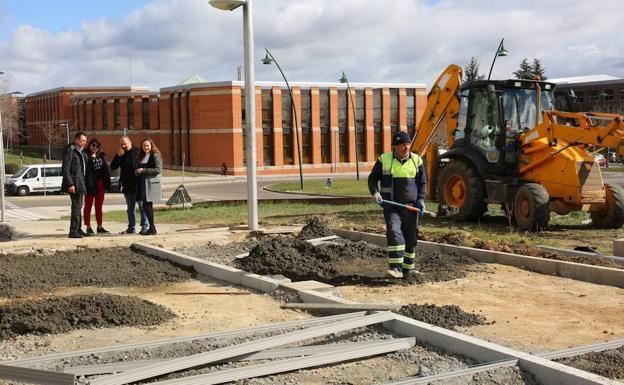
left=437, top=160, right=487, bottom=221
left=590, top=183, right=624, bottom=229
left=514, top=183, right=550, bottom=231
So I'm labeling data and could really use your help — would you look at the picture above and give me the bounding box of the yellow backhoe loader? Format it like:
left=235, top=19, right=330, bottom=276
left=411, top=64, right=624, bottom=231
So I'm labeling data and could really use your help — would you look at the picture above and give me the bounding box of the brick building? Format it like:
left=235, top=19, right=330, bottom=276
left=24, top=80, right=426, bottom=175
left=551, top=75, right=624, bottom=113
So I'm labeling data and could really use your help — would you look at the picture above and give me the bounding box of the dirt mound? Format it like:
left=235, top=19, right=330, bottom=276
left=0, top=247, right=194, bottom=298
left=0, top=224, right=15, bottom=242
left=237, top=237, right=478, bottom=286
left=0, top=294, right=175, bottom=340
left=297, top=217, right=334, bottom=240
left=422, top=232, right=620, bottom=269
left=398, top=303, right=489, bottom=331
left=556, top=347, right=624, bottom=380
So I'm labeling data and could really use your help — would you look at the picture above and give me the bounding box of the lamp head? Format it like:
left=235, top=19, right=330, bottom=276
left=497, top=42, right=509, bottom=57
left=208, top=0, right=245, bottom=11
left=261, top=53, right=273, bottom=65
left=339, top=72, right=347, bottom=83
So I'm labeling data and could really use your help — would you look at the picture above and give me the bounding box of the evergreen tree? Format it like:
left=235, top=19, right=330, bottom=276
left=464, top=57, right=484, bottom=82
left=513, top=58, right=533, bottom=79
left=531, top=58, right=547, bottom=80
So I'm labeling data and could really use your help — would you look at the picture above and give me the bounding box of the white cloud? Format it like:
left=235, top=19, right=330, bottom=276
left=1, top=0, right=623, bottom=94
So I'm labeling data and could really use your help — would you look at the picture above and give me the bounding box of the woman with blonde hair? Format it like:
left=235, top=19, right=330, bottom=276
left=135, top=138, right=162, bottom=235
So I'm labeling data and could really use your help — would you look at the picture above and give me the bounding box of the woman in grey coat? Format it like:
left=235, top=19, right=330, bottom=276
left=135, top=138, right=162, bottom=235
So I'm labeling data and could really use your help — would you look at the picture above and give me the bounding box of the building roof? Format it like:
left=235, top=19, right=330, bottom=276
left=549, top=74, right=621, bottom=85
left=180, top=74, right=208, bottom=85
left=161, top=80, right=427, bottom=93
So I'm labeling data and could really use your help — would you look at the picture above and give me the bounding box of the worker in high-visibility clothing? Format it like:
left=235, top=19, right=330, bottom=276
left=368, top=131, right=426, bottom=279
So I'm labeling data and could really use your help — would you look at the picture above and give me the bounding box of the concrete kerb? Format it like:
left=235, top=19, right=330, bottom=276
left=537, top=245, right=624, bottom=267
left=333, top=229, right=624, bottom=289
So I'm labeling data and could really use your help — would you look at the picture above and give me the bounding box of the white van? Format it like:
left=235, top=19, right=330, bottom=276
left=5, top=164, right=63, bottom=196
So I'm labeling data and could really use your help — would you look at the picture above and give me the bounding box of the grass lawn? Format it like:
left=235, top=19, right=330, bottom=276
left=269, top=179, right=370, bottom=196
left=4, top=148, right=55, bottom=168
left=97, top=198, right=620, bottom=254
left=602, top=165, right=624, bottom=173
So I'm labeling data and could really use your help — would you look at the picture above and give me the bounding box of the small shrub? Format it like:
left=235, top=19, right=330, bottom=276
left=5, top=163, right=19, bottom=174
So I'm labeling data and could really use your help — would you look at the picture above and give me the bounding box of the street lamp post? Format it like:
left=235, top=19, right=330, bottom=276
left=0, top=70, right=6, bottom=222
left=60, top=122, right=70, bottom=144
left=262, top=48, right=304, bottom=190
left=209, top=0, right=258, bottom=230
left=487, top=38, right=509, bottom=81
left=339, top=71, right=360, bottom=180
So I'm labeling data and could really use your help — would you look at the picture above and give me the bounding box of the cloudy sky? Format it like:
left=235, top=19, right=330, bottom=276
left=1, top=0, right=623, bottom=95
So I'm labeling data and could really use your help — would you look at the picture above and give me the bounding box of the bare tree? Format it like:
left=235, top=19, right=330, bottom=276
left=40, top=121, right=66, bottom=160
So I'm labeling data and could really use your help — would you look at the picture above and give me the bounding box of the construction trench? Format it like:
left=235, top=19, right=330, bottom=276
left=0, top=220, right=622, bottom=384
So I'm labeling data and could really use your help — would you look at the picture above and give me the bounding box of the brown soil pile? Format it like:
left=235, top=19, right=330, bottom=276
left=398, top=303, right=490, bottom=331
left=422, top=232, right=619, bottom=269
left=556, top=347, right=624, bottom=380
left=236, top=237, right=478, bottom=286
left=0, top=294, right=175, bottom=340
left=297, top=217, right=334, bottom=240
left=0, top=247, right=194, bottom=298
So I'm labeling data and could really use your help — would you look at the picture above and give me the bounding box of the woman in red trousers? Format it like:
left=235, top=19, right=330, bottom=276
left=84, top=138, right=111, bottom=234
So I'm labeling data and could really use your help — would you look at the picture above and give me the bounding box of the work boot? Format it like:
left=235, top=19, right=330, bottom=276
left=402, top=269, right=421, bottom=280
left=85, top=227, right=94, bottom=234
left=97, top=227, right=109, bottom=234
left=385, top=266, right=403, bottom=279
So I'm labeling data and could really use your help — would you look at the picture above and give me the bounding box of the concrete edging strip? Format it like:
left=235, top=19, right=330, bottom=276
left=333, top=229, right=624, bottom=288
left=90, top=312, right=396, bottom=385
left=0, top=364, right=75, bottom=385
left=149, top=338, right=416, bottom=385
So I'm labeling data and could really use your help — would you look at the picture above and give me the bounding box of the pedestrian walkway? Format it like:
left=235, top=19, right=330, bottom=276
left=4, top=202, right=51, bottom=221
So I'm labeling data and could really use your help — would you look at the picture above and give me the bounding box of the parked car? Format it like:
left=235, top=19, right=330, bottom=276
left=594, top=154, right=607, bottom=167
left=110, top=176, right=122, bottom=193
left=4, top=164, right=63, bottom=196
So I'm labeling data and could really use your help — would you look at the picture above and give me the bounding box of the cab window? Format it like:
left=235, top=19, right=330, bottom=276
left=24, top=168, right=38, bottom=179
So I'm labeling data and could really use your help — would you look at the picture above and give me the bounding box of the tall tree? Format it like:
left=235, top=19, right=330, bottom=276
left=531, top=58, right=547, bottom=80
left=464, top=57, right=484, bottom=82
left=513, top=58, right=533, bottom=79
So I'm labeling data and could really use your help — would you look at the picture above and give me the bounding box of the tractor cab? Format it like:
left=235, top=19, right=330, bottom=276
left=451, top=79, right=556, bottom=174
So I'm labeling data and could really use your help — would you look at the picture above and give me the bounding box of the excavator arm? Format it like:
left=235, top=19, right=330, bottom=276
left=410, top=64, right=463, bottom=156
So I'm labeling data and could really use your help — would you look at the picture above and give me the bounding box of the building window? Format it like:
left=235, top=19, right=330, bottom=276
left=390, top=89, right=399, bottom=133
left=373, top=89, right=383, bottom=157
left=619, top=89, right=624, bottom=101
left=128, top=98, right=135, bottom=129
left=575, top=91, right=584, bottom=103
left=301, top=89, right=312, bottom=164
left=92, top=100, right=97, bottom=130
left=261, top=89, right=274, bottom=166
left=282, top=91, right=293, bottom=165
left=590, top=91, right=600, bottom=103
left=355, top=89, right=365, bottom=162
left=142, top=98, right=150, bottom=130
left=114, top=99, right=120, bottom=130
left=338, top=90, right=348, bottom=162
left=603, top=89, right=614, bottom=101
left=319, top=89, right=330, bottom=163
left=82, top=100, right=87, bottom=129
left=406, top=89, right=416, bottom=138
left=241, top=91, right=247, bottom=166
left=102, top=100, right=108, bottom=130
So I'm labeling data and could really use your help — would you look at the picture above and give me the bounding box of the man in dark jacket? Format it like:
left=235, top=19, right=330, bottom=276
left=110, top=136, right=148, bottom=234
left=61, top=132, right=89, bottom=238
left=368, top=131, right=426, bottom=279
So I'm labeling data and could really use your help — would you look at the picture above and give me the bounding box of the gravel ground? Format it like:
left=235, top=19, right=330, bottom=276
left=0, top=247, right=194, bottom=298
left=0, top=294, right=175, bottom=341
left=556, top=346, right=624, bottom=380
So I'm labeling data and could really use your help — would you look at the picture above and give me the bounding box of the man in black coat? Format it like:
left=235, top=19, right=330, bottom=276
left=110, top=136, right=148, bottom=234
left=61, top=132, right=89, bottom=238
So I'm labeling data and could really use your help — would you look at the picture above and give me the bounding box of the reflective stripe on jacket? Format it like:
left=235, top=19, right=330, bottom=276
left=379, top=151, right=423, bottom=203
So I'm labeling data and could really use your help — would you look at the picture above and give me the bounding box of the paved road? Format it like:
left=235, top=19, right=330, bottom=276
left=2, top=174, right=356, bottom=221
